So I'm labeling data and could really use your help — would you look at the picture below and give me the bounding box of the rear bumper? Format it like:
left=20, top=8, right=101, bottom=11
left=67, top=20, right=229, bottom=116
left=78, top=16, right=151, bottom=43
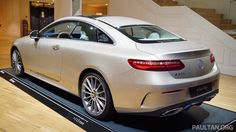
left=112, top=64, right=220, bottom=113
left=136, top=89, right=219, bottom=117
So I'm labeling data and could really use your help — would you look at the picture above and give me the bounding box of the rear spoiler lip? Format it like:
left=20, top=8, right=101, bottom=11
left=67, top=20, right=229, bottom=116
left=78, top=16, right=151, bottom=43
left=156, top=49, right=211, bottom=60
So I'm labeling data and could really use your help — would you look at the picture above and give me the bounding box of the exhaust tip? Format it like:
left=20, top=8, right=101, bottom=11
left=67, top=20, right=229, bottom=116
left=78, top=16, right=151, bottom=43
left=161, top=107, right=183, bottom=117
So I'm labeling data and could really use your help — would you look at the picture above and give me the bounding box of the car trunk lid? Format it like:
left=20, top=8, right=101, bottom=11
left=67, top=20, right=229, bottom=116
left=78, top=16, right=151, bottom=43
left=136, top=41, right=214, bottom=78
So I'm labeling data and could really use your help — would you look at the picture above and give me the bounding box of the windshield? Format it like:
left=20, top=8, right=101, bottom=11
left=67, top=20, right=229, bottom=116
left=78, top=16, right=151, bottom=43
left=118, top=25, right=184, bottom=43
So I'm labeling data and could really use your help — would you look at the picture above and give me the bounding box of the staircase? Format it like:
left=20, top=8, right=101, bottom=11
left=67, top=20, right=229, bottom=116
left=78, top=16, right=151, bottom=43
left=153, top=0, right=236, bottom=39
left=191, top=8, right=236, bottom=39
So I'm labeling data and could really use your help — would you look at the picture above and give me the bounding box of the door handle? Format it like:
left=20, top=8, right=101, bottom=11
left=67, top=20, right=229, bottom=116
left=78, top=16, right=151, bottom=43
left=52, top=45, right=60, bottom=51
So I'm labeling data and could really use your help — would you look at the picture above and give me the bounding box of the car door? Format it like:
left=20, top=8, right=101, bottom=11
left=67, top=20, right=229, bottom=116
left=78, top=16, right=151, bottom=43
left=30, top=21, right=76, bottom=82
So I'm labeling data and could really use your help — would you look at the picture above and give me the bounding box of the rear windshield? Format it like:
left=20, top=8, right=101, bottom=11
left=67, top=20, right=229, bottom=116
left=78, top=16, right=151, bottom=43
left=118, top=25, right=184, bottom=43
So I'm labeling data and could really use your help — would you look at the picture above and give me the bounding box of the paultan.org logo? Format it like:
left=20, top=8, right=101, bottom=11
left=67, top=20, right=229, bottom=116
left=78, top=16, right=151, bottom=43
left=192, top=124, right=234, bottom=131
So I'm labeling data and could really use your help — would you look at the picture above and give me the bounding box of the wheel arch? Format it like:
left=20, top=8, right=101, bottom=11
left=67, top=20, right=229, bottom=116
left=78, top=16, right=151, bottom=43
left=10, top=46, right=20, bottom=65
left=10, top=45, right=25, bottom=64
left=78, top=68, right=109, bottom=94
left=10, top=46, right=19, bottom=55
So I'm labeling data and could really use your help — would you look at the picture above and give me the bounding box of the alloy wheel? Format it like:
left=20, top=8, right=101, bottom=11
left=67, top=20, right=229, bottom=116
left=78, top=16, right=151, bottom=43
left=81, top=75, right=107, bottom=116
left=11, top=50, right=23, bottom=76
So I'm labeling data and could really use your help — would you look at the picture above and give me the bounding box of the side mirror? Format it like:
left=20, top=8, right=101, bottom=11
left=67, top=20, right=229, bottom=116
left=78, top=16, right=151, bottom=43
left=29, top=30, right=40, bottom=41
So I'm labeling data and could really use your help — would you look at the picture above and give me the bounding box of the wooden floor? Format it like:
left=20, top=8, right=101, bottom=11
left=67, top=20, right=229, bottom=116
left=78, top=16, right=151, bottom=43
left=206, top=74, right=236, bottom=111
left=0, top=38, right=236, bottom=131
left=0, top=78, right=83, bottom=132
left=0, top=37, right=12, bottom=69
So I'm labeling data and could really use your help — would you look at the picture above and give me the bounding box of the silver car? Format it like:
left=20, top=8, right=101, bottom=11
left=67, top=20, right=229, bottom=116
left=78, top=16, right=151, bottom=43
left=11, top=16, right=220, bottom=119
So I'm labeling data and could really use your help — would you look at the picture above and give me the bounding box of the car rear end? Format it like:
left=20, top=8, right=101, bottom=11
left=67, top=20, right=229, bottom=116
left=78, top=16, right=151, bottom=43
left=117, top=24, right=219, bottom=116
left=129, top=43, right=219, bottom=116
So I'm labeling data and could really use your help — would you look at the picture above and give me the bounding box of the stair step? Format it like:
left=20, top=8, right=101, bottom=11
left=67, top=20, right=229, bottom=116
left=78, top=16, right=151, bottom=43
left=205, top=17, right=230, bottom=22
left=230, top=35, right=236, bottom=39
left=158, top=2, right=178, bottom=6
left=197, top=13, right=224, bottom=19
left=219, top=24, right=236, bottom=30
left=209, top=19, right=232, bottom=25
left=192, top=8, right=216, bottom=14
left=153, top=0, right=178, bottom=6
left=154, top=0, right=177, bottom=3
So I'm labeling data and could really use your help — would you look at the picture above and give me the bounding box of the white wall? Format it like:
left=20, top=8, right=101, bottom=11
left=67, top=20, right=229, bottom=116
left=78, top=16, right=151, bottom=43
left=177, top=0, right=236, bottom=24
left=108, top=0, right=236, bottom=76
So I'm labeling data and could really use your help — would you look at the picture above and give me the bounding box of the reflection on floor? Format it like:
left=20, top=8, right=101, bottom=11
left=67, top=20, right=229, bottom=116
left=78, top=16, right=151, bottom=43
left=0, top=38, right=236, bottom=131
left=206, top=74, right=236, bottom=112
left=0, top=77, right=83, bottom=132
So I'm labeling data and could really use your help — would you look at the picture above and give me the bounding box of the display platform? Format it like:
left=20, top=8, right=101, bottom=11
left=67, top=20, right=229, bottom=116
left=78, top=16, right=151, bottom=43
left=0, top=68, right=235, bottom=132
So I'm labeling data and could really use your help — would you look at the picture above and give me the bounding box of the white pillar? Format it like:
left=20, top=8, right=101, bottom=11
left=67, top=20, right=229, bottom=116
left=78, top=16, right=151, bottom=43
left=72, top=0, right=82, bottom=16
left=54, top=0, right=73, bottom=20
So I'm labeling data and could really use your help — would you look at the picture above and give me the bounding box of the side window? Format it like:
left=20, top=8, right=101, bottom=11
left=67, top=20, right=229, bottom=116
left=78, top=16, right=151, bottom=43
left=97, top=29, right=113, bottom=44
left=120, top=27, right=133, bottom=36
left=40, top=22, right=76, bottom=38
left=71, top=22, right=113, bottom=44
left=132, top=27, right=152, bottom=39
left=71, top=22, right=97, bottom=42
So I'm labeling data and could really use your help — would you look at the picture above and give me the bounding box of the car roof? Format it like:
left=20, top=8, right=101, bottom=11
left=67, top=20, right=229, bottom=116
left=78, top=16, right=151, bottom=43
left=96, top=16, right=153, bottom=28
left=55, top=16, right=153, bottom=28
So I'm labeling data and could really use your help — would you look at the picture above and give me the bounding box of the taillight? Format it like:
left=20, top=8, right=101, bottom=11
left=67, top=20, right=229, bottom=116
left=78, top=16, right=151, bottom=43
left=210, top=54, right=215, bottom=63
left=128, top=59, right=185, bottom=71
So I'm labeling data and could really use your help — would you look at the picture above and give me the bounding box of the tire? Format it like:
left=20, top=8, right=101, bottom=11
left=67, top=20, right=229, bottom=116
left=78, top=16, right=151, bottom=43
left=11, top=49, right=24, bottom=76
left=81, top=73, right=113, bottom=119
